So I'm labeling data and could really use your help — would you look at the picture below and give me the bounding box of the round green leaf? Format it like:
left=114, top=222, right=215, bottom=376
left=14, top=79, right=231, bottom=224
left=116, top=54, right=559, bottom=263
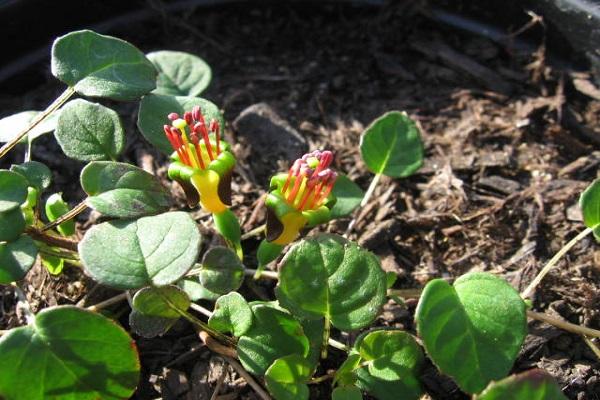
left=45, top=193, right=76, bottom=236
left=51, top=30, right=156, bottom=101
left=0, top=110, right=60, bottom=143
left=0, top=208, right=26, bottom=242
left=132, top=285, right=190, bottom=318
left=11, top=161, right=52, bottom=191
left=199, top=246, right=244, bottom=294
left=265, top=354, right=312, bottom=400
left=275, top=234, right=387, bottom=331
left=332, top=386, right=363, bottom=400
left=209, top=292, right=253, bottom=337
left=147, top=50, right=212, bottom=97
left=0, top=306, right=140, bottom=400
left=0, top=235, right=37, bottom=284
left=360, top=111, right=423, bottom=177
left=55, top=99, right=125, bottom=161
left=79, top=211, right=201, bottom=289
left=353, top=330, right=424, bottom=400
left=81, top=161, right=170, bottom=218
left=41, top=253, right=64, bottom=275
left=415, top=272, right=527, bottom=394
left=330, top=174, right=364, bottom=219
left=137, top=94, right=224, bottom=155
left=0, top=170, right=29, bottom=212
left=475, top=369, right=568, bottom=400
left=579, top=179, right=600, bottom=239
left=237, top=303, right=310, bottom=376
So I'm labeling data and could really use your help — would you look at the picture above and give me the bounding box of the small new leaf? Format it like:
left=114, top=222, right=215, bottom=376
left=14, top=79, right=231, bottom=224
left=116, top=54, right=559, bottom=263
left=199, top=246, right=244, bottom=294
left=208, top=292, right=253, bottom=337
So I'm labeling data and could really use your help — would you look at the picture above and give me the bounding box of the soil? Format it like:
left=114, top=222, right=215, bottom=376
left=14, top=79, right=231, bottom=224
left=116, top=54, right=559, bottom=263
left=1, top=1, right=600, bottom=399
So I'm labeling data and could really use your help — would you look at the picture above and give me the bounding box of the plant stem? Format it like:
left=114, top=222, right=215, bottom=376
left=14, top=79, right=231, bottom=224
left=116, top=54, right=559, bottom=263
left=0, top=86, right=75, bottom=160
left=344, top=172, right=382, bottom=237
left=86, top=292, right=128, bottom=312
left=25, top=227, right=78, bottom=252
left=241, top=224, right=266, bottom=240
left=222, top=355, right=272, bottom=400
left=527, top=310, right=600, bottom=338
left=582, top=336, right=600, bottom=360
left=521, top=227, right=594, bottom=298
left=321, top=318, right=331, bottom=359
left=388, top=288, right=423, bottom=298
left=190, top=302, right=213, bottom=318
left=244, top=269, right=278, bottom=280
left=327, top=338, right=349, bottom=351
left=41, top=200, right=87, bottom=232
left=11, top=282, right=35, bottom=325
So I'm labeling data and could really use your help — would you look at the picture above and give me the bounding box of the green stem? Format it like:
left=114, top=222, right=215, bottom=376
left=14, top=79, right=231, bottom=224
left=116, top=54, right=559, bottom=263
left=241, top=224, right=266, bottom=240
left=521, top=227, right=594, bottom=298
left=321, top=318, right=331, bottom=359
left=41, top=200, right=87, bottom=232
left=0, top=86, right=75, bottom=160
left=327, top=338, right=348, bottom=351
left=344, top=173, right=382, bottom=237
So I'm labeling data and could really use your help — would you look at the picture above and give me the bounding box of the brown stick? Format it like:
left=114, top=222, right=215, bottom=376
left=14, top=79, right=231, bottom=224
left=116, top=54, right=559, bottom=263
left=41, top=201, right=87, bottom=232
left=25, top=227, right=78, bottom=252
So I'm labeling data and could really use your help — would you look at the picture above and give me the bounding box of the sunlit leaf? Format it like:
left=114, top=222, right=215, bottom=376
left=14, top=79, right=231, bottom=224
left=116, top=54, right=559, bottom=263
left=147, top=50, right=212, bottom=96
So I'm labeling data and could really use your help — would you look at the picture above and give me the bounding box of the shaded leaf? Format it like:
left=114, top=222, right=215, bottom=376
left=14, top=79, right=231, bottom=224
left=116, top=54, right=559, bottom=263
left=199, top=246, right=244, bottom=294
left=137, top=94, right=223, bottom=154
left=0, top=306, right=140, bottom=400
left=147, top=50, right=212, bottom=96
left=178, top=276, right=221, bottom=301
left=129, top=310, right=177, bottom=339
left=330, top=174, right=364, bottom=219
left=81, top=161, right=170, bottom=218
left=55, top=99, right=125, bottom=161
left=276, top=234, right=387, bottom=331
left=415, top=272, right=527, bottom=394
left=0, top=235, right=37, bottom=284
left=79, top=211, right=201, bottom=289
left=332, top=386, right=363, bottom=400
left=0, top=208, right=26, bottom=242
left=360, top=111, right=423, bottom=177
left=11, top=161, right=52, bottom=191
left=132, top=285, right=190, bottom=318
left=0, top=170, right=29, bottom=212
left=52, top=30, right=156, bottom=100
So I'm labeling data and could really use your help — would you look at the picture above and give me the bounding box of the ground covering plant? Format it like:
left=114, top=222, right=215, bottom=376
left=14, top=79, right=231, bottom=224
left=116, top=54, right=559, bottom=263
left=0, top=29, right=598, bottom=400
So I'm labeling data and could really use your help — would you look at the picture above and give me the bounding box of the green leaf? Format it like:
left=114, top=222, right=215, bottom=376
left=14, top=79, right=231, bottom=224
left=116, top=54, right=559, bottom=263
left=275, top=234, right=387, bottom=331
left=332, top=386, right=363, bottom=400
left=41, top=254, right=64, bottom=275
left=0, top=208, right=26, bottom=242
left=129, top=310, right=177, bottom=338
left=199, top=246, right=244, bottom=294
left=474, top=369, right=568, bottom=400
left=208, top=292, right=253, bottom=337
left=579, top=179, right=600, bottom=239
left=147, top=50, right=212, bottom=96
left=11, top=161, right=52, bottom=191
left=415, top=272, right=527, bottom=394
left=386, top=271, right=397, bottom=289
left=45, top=193, right=75, bottom=236
left=79, top=211, right=201, bottom=289
left=353, top=330, right=424, bottom=400
left=0, top=235, right=37, bottom=284
left=300, top=318, right=325, bottom=369
left=330, top=174, right=364, bottom=219
left=0, top=110, right=60, bottom=143
left=137, top=94, right=223, bottom=154
left=55, top=99, right=125, bottom=161
left=0, top=170, right=29, bottom=212
left=335, top=354, right=361, bottom=387
left=81, top=161, right=170, bottom=218
left=178, top=276, right=221, bottom=301
left=0, top=306, right=139, bottom=400
left=360, top=111, right=423, bottom=177
left=51, top=30, right=156, bottom=100
left=265, top=355, right=312, bottom=400
left=238, top=303, right=310, bottom=376
left=132, top=285, right=190, bottom=318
